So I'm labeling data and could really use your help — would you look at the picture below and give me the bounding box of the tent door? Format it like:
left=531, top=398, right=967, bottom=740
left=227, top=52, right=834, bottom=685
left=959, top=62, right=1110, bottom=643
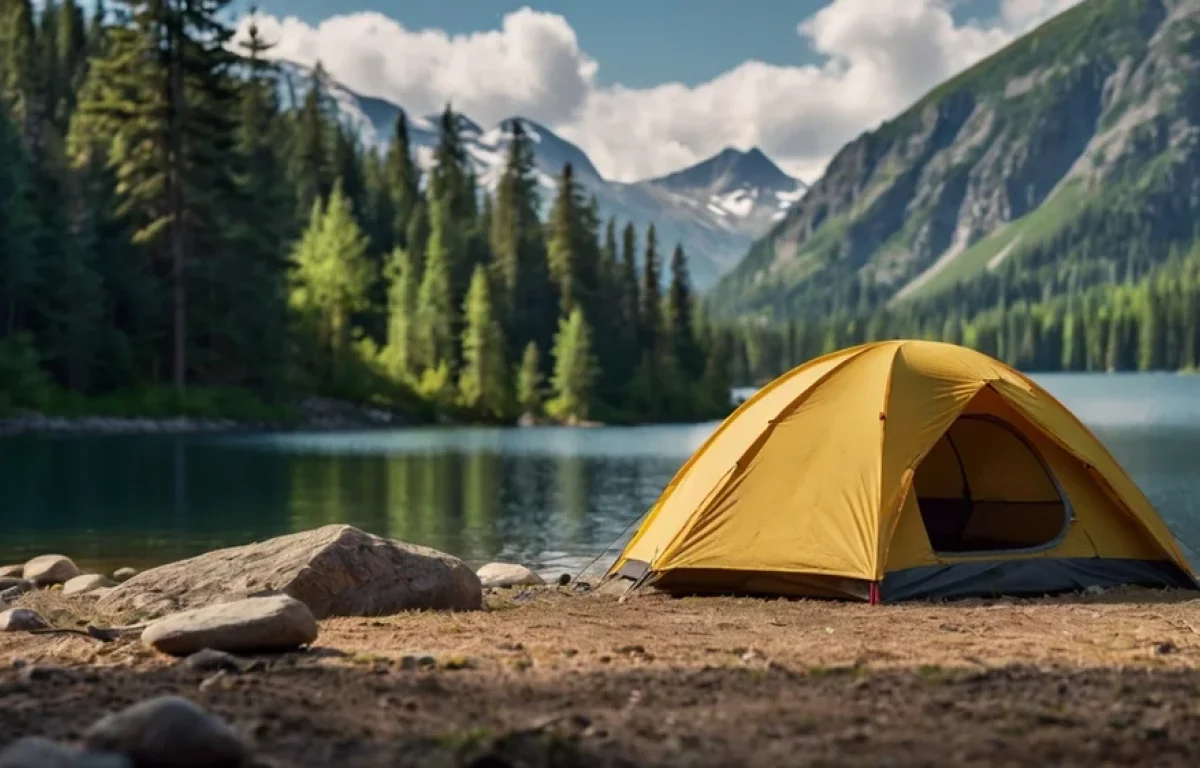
left=913, top=414, right=1072, bottom=556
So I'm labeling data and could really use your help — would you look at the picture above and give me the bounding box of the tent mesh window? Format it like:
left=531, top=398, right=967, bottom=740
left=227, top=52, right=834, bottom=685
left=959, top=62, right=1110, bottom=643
left=913, top=415, right=1071, bottom=554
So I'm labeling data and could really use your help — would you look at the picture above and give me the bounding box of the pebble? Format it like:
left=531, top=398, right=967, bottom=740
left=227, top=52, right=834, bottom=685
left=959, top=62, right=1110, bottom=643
left=141, top=594, right=318, bottom=656
left=181, top=649, right=250, bottom=674
left=475, top=562, right=546, bottom=589
left=0, top=737, right=132, bottom=768
left=63, top=574, right=117, bottom=597
left=22, top=555, right=80, bottom=586
left=112, top=568, right=138, bottom=583
left=0, top=608, right=50, bottom=632
left=83, top=695, right=250, bottom=767
left=0, top=578, right=33, bottom=596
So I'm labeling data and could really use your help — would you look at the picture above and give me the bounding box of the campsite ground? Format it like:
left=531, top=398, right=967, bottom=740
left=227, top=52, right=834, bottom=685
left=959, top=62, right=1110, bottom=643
left=3, top=585, right=1200, bottom=766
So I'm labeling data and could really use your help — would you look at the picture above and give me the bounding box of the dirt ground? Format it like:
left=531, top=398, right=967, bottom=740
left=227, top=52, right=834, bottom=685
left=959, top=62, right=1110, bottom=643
left=4, top=585, right=1200, bottom=766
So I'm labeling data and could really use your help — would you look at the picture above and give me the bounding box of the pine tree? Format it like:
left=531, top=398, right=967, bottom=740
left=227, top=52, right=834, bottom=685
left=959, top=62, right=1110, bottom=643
left=548, top=307, right=596, bottom=423
left=515, top=341, right=543, bottom=416
left=667, top=243, right=702, bottom=378
left=490, top=119, right=550, bottom=359
left=291, top=61, right=334, bottom=224
left=459, top=265, right=508, bottom=419
left=385, top=109, right=420, bottom=248
left=413, top=195, right=456, bottom=373
left=639, top=224, right=662, bottom=357
left=383, top=247, right=418, bottom=378
left=1, top=0, right=38, bottom=138
left=80, top=0, right=244, bottom=392
left=547, top=162, right=592, bottom=316
left=0, top=101, right=39, bottom=335
left=290, top=180, right=373, bottom=381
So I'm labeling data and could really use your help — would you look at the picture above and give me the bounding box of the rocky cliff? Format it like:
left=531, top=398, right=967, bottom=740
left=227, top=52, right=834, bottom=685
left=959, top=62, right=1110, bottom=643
left=709, top=0, right=1200, bottom=320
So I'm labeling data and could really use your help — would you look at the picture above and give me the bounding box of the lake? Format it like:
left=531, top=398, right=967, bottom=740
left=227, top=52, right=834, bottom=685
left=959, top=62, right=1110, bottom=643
left=3, top=373, right=1200, bottom=577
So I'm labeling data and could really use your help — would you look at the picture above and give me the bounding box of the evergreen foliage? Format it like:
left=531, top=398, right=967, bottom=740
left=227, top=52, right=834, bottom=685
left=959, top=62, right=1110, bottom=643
left=0, top=4, right=732, bottom=424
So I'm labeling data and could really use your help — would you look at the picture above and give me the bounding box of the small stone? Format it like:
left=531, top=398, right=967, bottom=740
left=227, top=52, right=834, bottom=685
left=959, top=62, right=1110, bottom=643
left=475, top=562, right=546, bottom=589
left=112, top=568, right=138, bottom=583
left=557, top=573, right=571, bottom=586
left=0, top=565, right=23, bottom=579
left=0, top=737, right=75, bottom=768
left=83, top=695, right=249, bottom=767
left=63, top=574, right=117, bottom=597
left=18, top=665, right=73, bottom=683
left=0, top=587, right=21, bottom=602
left=22, top=555, right=80, bottom=586
left=1154, top=641, right=1178, bottom=655
left=0, top=578, right=32, bottom=595
left=141, top=594, right=318, bottom=656
left=0, top=608, right=50, bottom=632
left=400, top=654, right=437, bottom=670
left=182, top=649, right=248, bottom=674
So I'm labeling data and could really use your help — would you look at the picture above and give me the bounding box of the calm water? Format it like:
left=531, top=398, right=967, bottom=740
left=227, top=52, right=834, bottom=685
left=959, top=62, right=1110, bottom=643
left=3, top=373, right=1200, bottom=576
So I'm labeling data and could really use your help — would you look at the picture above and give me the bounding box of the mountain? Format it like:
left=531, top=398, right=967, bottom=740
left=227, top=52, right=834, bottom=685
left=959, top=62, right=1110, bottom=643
left=707, top=0, right=1200, bottom=320
left=271, top=62, right=807, bottom=288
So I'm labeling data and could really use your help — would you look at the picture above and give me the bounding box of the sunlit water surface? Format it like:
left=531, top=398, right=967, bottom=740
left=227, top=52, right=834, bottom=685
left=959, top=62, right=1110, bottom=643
left=3, top=373, right=1199, bottom=576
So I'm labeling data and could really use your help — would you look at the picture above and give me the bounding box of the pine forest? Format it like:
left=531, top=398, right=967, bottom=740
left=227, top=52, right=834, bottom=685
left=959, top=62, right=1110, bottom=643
left=0, top=0, right=734, bottom=424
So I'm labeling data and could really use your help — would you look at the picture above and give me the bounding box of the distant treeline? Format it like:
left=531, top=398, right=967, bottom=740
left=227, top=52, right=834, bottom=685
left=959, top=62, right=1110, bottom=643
left=0, top=0, right=732, bottom=423
left=729, top=239, right=1200, bottom=385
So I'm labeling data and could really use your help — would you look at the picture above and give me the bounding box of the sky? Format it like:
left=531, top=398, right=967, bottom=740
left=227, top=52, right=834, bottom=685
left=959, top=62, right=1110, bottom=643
left=237, top=0, right=1084, bottom=183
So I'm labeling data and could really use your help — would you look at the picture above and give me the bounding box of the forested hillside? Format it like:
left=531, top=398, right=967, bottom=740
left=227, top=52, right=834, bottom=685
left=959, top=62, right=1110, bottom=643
left=711, top=0, right=1200, bottom=382
left=0, top=0, right=732, bottom=424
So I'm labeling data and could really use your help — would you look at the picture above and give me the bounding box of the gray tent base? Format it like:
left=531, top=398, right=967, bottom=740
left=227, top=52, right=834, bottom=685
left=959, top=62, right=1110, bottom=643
left=879, top=557, right=1196, bottom=602
left=608, top=558, right=1196, bottom=602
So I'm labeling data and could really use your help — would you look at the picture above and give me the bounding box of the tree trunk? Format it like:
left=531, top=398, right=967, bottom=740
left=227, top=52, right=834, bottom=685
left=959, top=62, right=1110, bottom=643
left=167, top=0, right=187, bottom=394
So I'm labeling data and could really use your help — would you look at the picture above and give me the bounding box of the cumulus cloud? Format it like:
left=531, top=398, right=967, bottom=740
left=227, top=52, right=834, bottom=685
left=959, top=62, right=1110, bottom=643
left=237, top=0, right=1084, bottom=183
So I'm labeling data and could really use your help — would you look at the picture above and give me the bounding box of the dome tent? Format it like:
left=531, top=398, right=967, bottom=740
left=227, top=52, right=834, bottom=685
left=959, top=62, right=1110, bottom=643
left=603, top=340, right=1197, bottom=602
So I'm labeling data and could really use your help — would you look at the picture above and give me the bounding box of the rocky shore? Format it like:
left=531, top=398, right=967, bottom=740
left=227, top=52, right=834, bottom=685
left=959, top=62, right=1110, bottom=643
left=3, top=526, right=1200, bottom=766
left=0, top=397, right=402, bottom=437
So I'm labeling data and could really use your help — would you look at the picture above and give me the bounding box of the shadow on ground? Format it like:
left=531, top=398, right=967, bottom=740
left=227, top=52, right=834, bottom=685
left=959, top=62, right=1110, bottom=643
left=3, top=657, right=1200, bottom=767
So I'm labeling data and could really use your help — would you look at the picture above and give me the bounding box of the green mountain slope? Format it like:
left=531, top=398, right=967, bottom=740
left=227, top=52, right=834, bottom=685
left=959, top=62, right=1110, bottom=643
left=708, top=0, right=1200, bottom=321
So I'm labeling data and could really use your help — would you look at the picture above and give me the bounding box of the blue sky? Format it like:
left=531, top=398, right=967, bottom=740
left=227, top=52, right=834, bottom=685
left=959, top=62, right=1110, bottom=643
left=250, top=0, right=1006, bottom=89
left=238, top=0, right=1076, bottom=181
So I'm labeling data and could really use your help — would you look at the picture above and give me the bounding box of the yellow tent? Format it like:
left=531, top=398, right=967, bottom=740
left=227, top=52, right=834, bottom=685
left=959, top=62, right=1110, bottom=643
left=605, top=340, right=1197, bottom=602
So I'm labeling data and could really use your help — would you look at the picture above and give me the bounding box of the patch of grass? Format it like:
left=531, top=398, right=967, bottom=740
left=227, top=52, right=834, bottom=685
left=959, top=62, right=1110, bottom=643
left=900, top=179, right=1088, bottom=302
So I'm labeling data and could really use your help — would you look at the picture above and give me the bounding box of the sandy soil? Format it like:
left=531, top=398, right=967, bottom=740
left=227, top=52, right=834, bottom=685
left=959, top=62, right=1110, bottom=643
left=4, top=585, right=1200, bottom=766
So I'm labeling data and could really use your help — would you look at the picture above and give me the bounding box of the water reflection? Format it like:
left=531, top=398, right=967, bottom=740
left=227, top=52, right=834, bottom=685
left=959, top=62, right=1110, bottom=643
left=4, top=374, right=1200, bottom=575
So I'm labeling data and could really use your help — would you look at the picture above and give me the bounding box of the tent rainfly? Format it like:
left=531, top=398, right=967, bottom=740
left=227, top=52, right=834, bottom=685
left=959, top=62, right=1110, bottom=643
left=603, top=340, right=1198, bottom=602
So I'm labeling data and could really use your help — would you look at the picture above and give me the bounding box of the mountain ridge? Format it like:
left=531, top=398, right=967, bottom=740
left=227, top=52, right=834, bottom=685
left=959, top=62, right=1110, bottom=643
left=708, top=0, right=1196, bottom=320
left=272, top=61, right=807, bottom=287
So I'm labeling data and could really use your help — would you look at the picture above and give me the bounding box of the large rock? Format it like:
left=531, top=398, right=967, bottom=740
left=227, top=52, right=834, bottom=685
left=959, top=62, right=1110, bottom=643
left=97, top=525, right=482, bottom=620
left=23, top=555, right=80, bottom=586
left=0, top=565, right=23, bottom=579
left=0, top=608, right=50, bottom=632
left=476, top=562, right=546, bottom=588
left=141, top=594, right=318, bottom=656
left=63, top=574, right=117, bottom=596
left=83, top=696, right=249, bottom=767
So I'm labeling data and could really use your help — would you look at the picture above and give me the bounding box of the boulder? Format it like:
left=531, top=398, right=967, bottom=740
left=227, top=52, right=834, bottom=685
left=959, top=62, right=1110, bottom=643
left=22, top=555, right=80, bottom=586
left=63, top=574, right=117, bottom=596
left=98, top=525, right=482, bottom=620
left=0, top=565, right=23, bottom=579
left=0, top=578, right=32, bottom=595
left=83, top=696, right=249, bottom=767
left=476, top=562, right=546, bottom=588
left=141, top=594, right=318, bottom=656
left=112, top=568, right=138, bottom=583
left=0, top=737, right=132, bottom=768
left=0, top=608, right=50, bottom=632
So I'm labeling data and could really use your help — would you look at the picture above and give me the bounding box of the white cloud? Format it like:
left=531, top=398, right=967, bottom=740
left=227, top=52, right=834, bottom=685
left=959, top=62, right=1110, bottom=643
left=236, top=0, right=1084, bottom=184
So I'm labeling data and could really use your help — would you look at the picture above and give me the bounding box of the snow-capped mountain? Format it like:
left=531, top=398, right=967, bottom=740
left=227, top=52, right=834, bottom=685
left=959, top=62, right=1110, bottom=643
left=272, top=62, right=807, bottom=288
